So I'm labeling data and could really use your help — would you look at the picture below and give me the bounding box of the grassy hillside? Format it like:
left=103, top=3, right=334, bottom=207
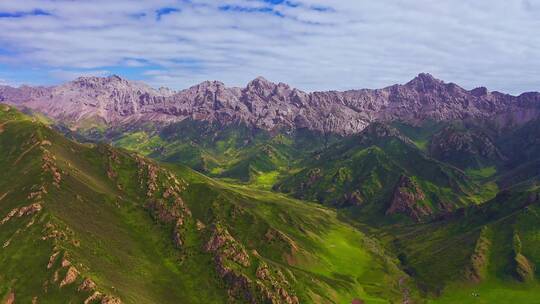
left=110, top=120, right=338, bottom=188
left=383, top=182, right=540, bottom=303
left=276, top=123, right=487, bottom=224
left=0, top=105, right=414, bottom=303
left=0, top=105, right=226, bottom=303
left=5, top=104, right=540, bottom=303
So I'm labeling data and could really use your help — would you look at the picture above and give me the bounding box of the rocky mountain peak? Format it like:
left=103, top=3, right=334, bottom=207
left=405, top=73, right=444, bottom=91
left=246, top=76, right=277, bottom=95
left=189, top=80, right=226, bottom=93
left=108, top=74, right=125, bottom=82
left=470, top=86, right=489, bottom=97
left=249, top=76, right=274, bottom=86
left=415, top=72, right=440, bottom=83
left=69, top=74, right=134, bottom=91
left=72, top=76, right=102, bottom=86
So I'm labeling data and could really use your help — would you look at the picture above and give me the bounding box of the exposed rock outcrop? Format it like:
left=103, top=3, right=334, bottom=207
left=1, top=203, right=42, bottom=225
left=84, top=292, right=103, bottom=304
left=145, top=197, right=189, bottom=248
left=255, top=261, right=299, bottom=304
left=83, top=292, right=123, bottom=304
left=78, top=278, right=97, bottom=291
left=17, top=203, right=43, bottom=217
left=515, top=253, right=535, bottom=282
left=41, top=148, right=62, bottom=188
left=386, top=175, right=431, bottom=221
left=196, top=219, right=206, bottom=231
left=136, top=156, right=191, bottom=249
left=101, top=295, right=123, bottom=304
left=27, top=185, right=47, bottom=201
left=46, top=250, right=121, bottom=303
left=5, top=291, right=15, bottom=304
left=47, top=251, right=60, bottom=269
left=465, top=226, right=491, bottom=282
left=205, top=224, right=251, bottom=267
left=204, top=224, right=299, bottom=303
left=512, top=232, right=535, bottom=282
left=60, top=266, right=79, bottom=287
left=41, top=223, right=69, bottom=241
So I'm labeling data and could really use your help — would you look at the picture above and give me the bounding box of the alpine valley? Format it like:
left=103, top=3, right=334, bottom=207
left=1, top=73, right=540, bottom=304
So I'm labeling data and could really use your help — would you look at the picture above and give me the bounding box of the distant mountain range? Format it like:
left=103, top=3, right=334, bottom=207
left=1, top=73, right=539, bottom=134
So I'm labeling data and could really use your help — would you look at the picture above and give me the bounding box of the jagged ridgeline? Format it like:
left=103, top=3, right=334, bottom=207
left=0, top=104, right=416, bottom=303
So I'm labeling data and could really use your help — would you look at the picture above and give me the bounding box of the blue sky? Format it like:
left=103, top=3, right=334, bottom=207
left=0, top=0, right=538, bottom=94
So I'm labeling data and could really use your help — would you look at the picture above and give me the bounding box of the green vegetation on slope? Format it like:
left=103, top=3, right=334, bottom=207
left=276, top=123, right=482, bottom=224
left=9, top=105, right=540, bottom=303
left=109, top=119, right=340, bottom=189
left=384, top=182, right=540, bottom=302
left=0, top=105, right=414, bottom=303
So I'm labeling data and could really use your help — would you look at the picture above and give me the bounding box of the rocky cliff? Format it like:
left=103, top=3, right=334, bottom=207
left=1, top=73, right=539, bottom=134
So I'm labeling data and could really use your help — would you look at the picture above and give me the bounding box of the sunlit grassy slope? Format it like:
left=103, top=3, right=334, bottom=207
left=384, top=182, right=540, bottom=303
left=8, top=105, right=540, bottom=303
left=0, top=105, right=413, bottom=303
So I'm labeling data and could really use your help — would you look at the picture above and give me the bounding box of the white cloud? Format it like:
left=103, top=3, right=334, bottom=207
left=0, top=0, right=538, bottom=94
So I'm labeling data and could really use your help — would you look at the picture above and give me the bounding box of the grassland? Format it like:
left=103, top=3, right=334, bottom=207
left=0, top=105, right=414, bottom=303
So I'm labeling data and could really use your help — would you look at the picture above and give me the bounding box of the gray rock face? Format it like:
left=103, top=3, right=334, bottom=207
left=1, top=73, right=539, bottom=134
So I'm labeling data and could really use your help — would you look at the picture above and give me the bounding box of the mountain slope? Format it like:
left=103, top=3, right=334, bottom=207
left=0, top=105, right=226, bottom=303
left=494, top=118, right=540, bottom=187
left=427, top=124, right=504, bottom=170
left=275, top=123, right=484, bottom=223
left=110, top=119, right=337, bottom=187
left=0, top=105, right=415, bottom=303
left=384, top=182, right=540, bottom=303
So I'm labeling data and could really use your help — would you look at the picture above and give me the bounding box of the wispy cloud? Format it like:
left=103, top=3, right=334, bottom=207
left=0, top=0, right=538, bottom=94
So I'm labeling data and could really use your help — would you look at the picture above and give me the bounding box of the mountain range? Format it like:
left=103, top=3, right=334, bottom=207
left=1, top=73, right=539, bottom=135
left=1, top=74, right=540, bottom=304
